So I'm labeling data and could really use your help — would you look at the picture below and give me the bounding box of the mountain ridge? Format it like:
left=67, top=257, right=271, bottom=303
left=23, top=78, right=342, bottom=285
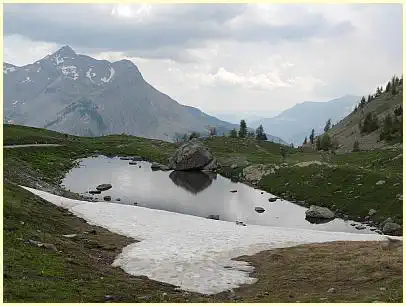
left=4, top=46, right=285, bottom=143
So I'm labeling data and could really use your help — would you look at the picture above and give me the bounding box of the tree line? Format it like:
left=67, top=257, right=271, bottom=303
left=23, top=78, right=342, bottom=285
left=229, top=120, right=267, bottom=140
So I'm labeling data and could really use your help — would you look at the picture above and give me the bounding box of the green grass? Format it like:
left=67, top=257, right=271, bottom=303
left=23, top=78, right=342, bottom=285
left=4, top=124, right=402, bottom=223
left=3, top=124, right=403, bottom=302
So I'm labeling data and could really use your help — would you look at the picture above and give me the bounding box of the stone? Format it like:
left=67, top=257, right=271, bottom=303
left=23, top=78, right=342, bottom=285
left=254, top=207, right=265, bottom=213
left=168, top=139, right=217, bottom=171
left=89, top=190, right=101, bottom=194
left=207, top=214, right=220, bottom=220
left=116, top=198, right=121, bottom=201
left=103, top=196, right=112, bottom=201
left=355, top=225, right=366, bottom=230
left=151, top=162, right=170, bottom=171
left=382, top=222, right=402, bottom=235
left=236, top=221, right=247, bottom=226
left=25, top=239, right=58, bottom=252
left=368, top=209, right=377, bottom=216
left=62, top=234, right=77, bottom=238
left=129, top=161, right=138, bottom=165
left=327, top=287, right=336, bottom=293
left=376, top=180, right=386, bottom=185
left=268, top=197, right=278, bottom=202
left=305, top=205, right=335, bottom=220
left=96, top=184, right=112, bottom=191
left=230, top=190, right=238, bottom=193
left=243, top=164, right=270, bottom=183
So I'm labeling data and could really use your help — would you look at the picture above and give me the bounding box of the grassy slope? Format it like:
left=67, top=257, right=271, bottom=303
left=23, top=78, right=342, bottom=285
left=328, top=85, right=403, bottom=152
left=3, top=124, right=403, bottom=302
left=203, top=136, right=402, bottom=224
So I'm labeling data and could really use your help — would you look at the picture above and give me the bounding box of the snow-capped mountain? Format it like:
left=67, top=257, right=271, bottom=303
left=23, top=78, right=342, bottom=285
left=4, top=45, right=268, bottom=141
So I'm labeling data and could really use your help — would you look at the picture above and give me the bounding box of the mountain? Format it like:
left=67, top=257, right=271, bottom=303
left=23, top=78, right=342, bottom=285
left=3, top=46, right=284, bottom=143
left=326, top=77, right=402, bottom=152
left=252, top=95, right=361, bottom=146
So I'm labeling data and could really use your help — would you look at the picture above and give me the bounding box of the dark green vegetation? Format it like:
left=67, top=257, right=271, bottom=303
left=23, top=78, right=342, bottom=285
left=3, top=124, right=403, bottom=302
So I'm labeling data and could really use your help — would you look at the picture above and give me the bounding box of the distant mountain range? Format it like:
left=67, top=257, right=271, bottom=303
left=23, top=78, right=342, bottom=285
left=4, top=45, right=287, bottom=144
left=252, top=95, right=361, bottom=145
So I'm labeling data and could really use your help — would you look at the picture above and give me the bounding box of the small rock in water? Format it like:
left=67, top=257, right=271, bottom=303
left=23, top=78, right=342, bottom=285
left=355, top=225, right=366, bottom=230
left=327, top=287, right=336, bottom=293
left=133, top=202, right=138, bottom=206
left=116, top=198, right=121, bottom=201
left=268, top=197, right=278, bottom=202
left=236, top=221, right=247, bottom=226
left=230, top=190, right=238, bottom=193
left=96, top=184, right=112, bottom=191
left=207, top=214, right=220, bottom=220
left=129, top=161, right=138, bottom=165
left=369, top=227, right=377, bottom=231
left=350, top=223, right=357, bottom=226
left=89, top=190, right=101, bottom=194
left=261, top=191, right=264, bottom=194
left=103, top=196, right=112, bottom=201
left=255, top=207, right=265, bottom=213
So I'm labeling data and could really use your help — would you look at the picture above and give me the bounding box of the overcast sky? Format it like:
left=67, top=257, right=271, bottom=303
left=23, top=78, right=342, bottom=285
left=3, top=3, right=403, bottom=119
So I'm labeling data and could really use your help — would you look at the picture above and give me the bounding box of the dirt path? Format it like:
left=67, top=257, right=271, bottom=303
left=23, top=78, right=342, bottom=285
left=4, top=144, right=62, bottom=148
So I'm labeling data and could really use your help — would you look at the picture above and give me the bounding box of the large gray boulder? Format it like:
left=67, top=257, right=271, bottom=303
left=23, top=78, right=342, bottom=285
left=305, top=205, right=335, bottom=220
left=382, top=222, right=402, bottom=235
left=168, top=139, right=217, bottom=171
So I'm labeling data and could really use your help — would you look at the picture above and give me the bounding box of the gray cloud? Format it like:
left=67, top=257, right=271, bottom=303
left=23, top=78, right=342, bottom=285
left=4, top=3, right=355, bottom=62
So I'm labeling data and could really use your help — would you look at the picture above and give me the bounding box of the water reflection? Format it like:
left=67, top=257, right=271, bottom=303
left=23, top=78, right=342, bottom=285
left=169, top=171, right=216, bottom=194
left=61, top=156, right=378, bottom=235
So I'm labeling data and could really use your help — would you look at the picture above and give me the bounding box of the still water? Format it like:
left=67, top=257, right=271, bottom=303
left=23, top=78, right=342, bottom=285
left=61, top=155, right=376, bottom=234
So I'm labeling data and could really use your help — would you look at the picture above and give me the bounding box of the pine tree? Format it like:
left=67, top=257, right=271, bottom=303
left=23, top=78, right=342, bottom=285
left=309, top=129, right=315, bottom=144
left=255, top=124, right=267, bottom=140
left=324, top=118, right=332, bottom=132
left=303, top=136, right=307, bottom=145
left=386, top=81, right=391, bottom=93
left=230, top=128, right=238, bottom=138
left=360, top=96, right=366, bottom=108
left=238, top=120, right=248, bottom=138
left=391, top=83, right=397, bottom=95
left=367, top=94, right=372, bottom=103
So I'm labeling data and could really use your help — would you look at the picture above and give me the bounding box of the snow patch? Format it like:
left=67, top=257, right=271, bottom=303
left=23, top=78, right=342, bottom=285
left=101, top=67, right=115, bottom=83
left=60, top=65, right=79, bottom=80
left=52, top=54, right=64, bottom=65
left=21, top=186, right=394, bottom=295
left=3, top=66, right=17, bottom=74
left=86, top=68, right=96, bottom=84
left=21, top=76, right=32, bottom=83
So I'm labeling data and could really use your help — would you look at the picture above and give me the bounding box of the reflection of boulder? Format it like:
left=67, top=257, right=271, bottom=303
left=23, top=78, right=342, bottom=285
left=169, top=170, right=215, bottom=194
left=305, top=217, right=333, bottom=224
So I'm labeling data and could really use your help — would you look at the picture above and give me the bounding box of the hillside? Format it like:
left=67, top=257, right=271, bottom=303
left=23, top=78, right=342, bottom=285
left=253, top=95, right=360, bottom=146
left=3, top=124, right=402, bottom=302
left=4, top=46, right=284, bottom=142
left=327, top=76, right=403, bottom=152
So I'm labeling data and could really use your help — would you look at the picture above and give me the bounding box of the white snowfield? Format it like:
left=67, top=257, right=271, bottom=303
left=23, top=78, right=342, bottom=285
left=22, top=186, right=399, bottom=295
